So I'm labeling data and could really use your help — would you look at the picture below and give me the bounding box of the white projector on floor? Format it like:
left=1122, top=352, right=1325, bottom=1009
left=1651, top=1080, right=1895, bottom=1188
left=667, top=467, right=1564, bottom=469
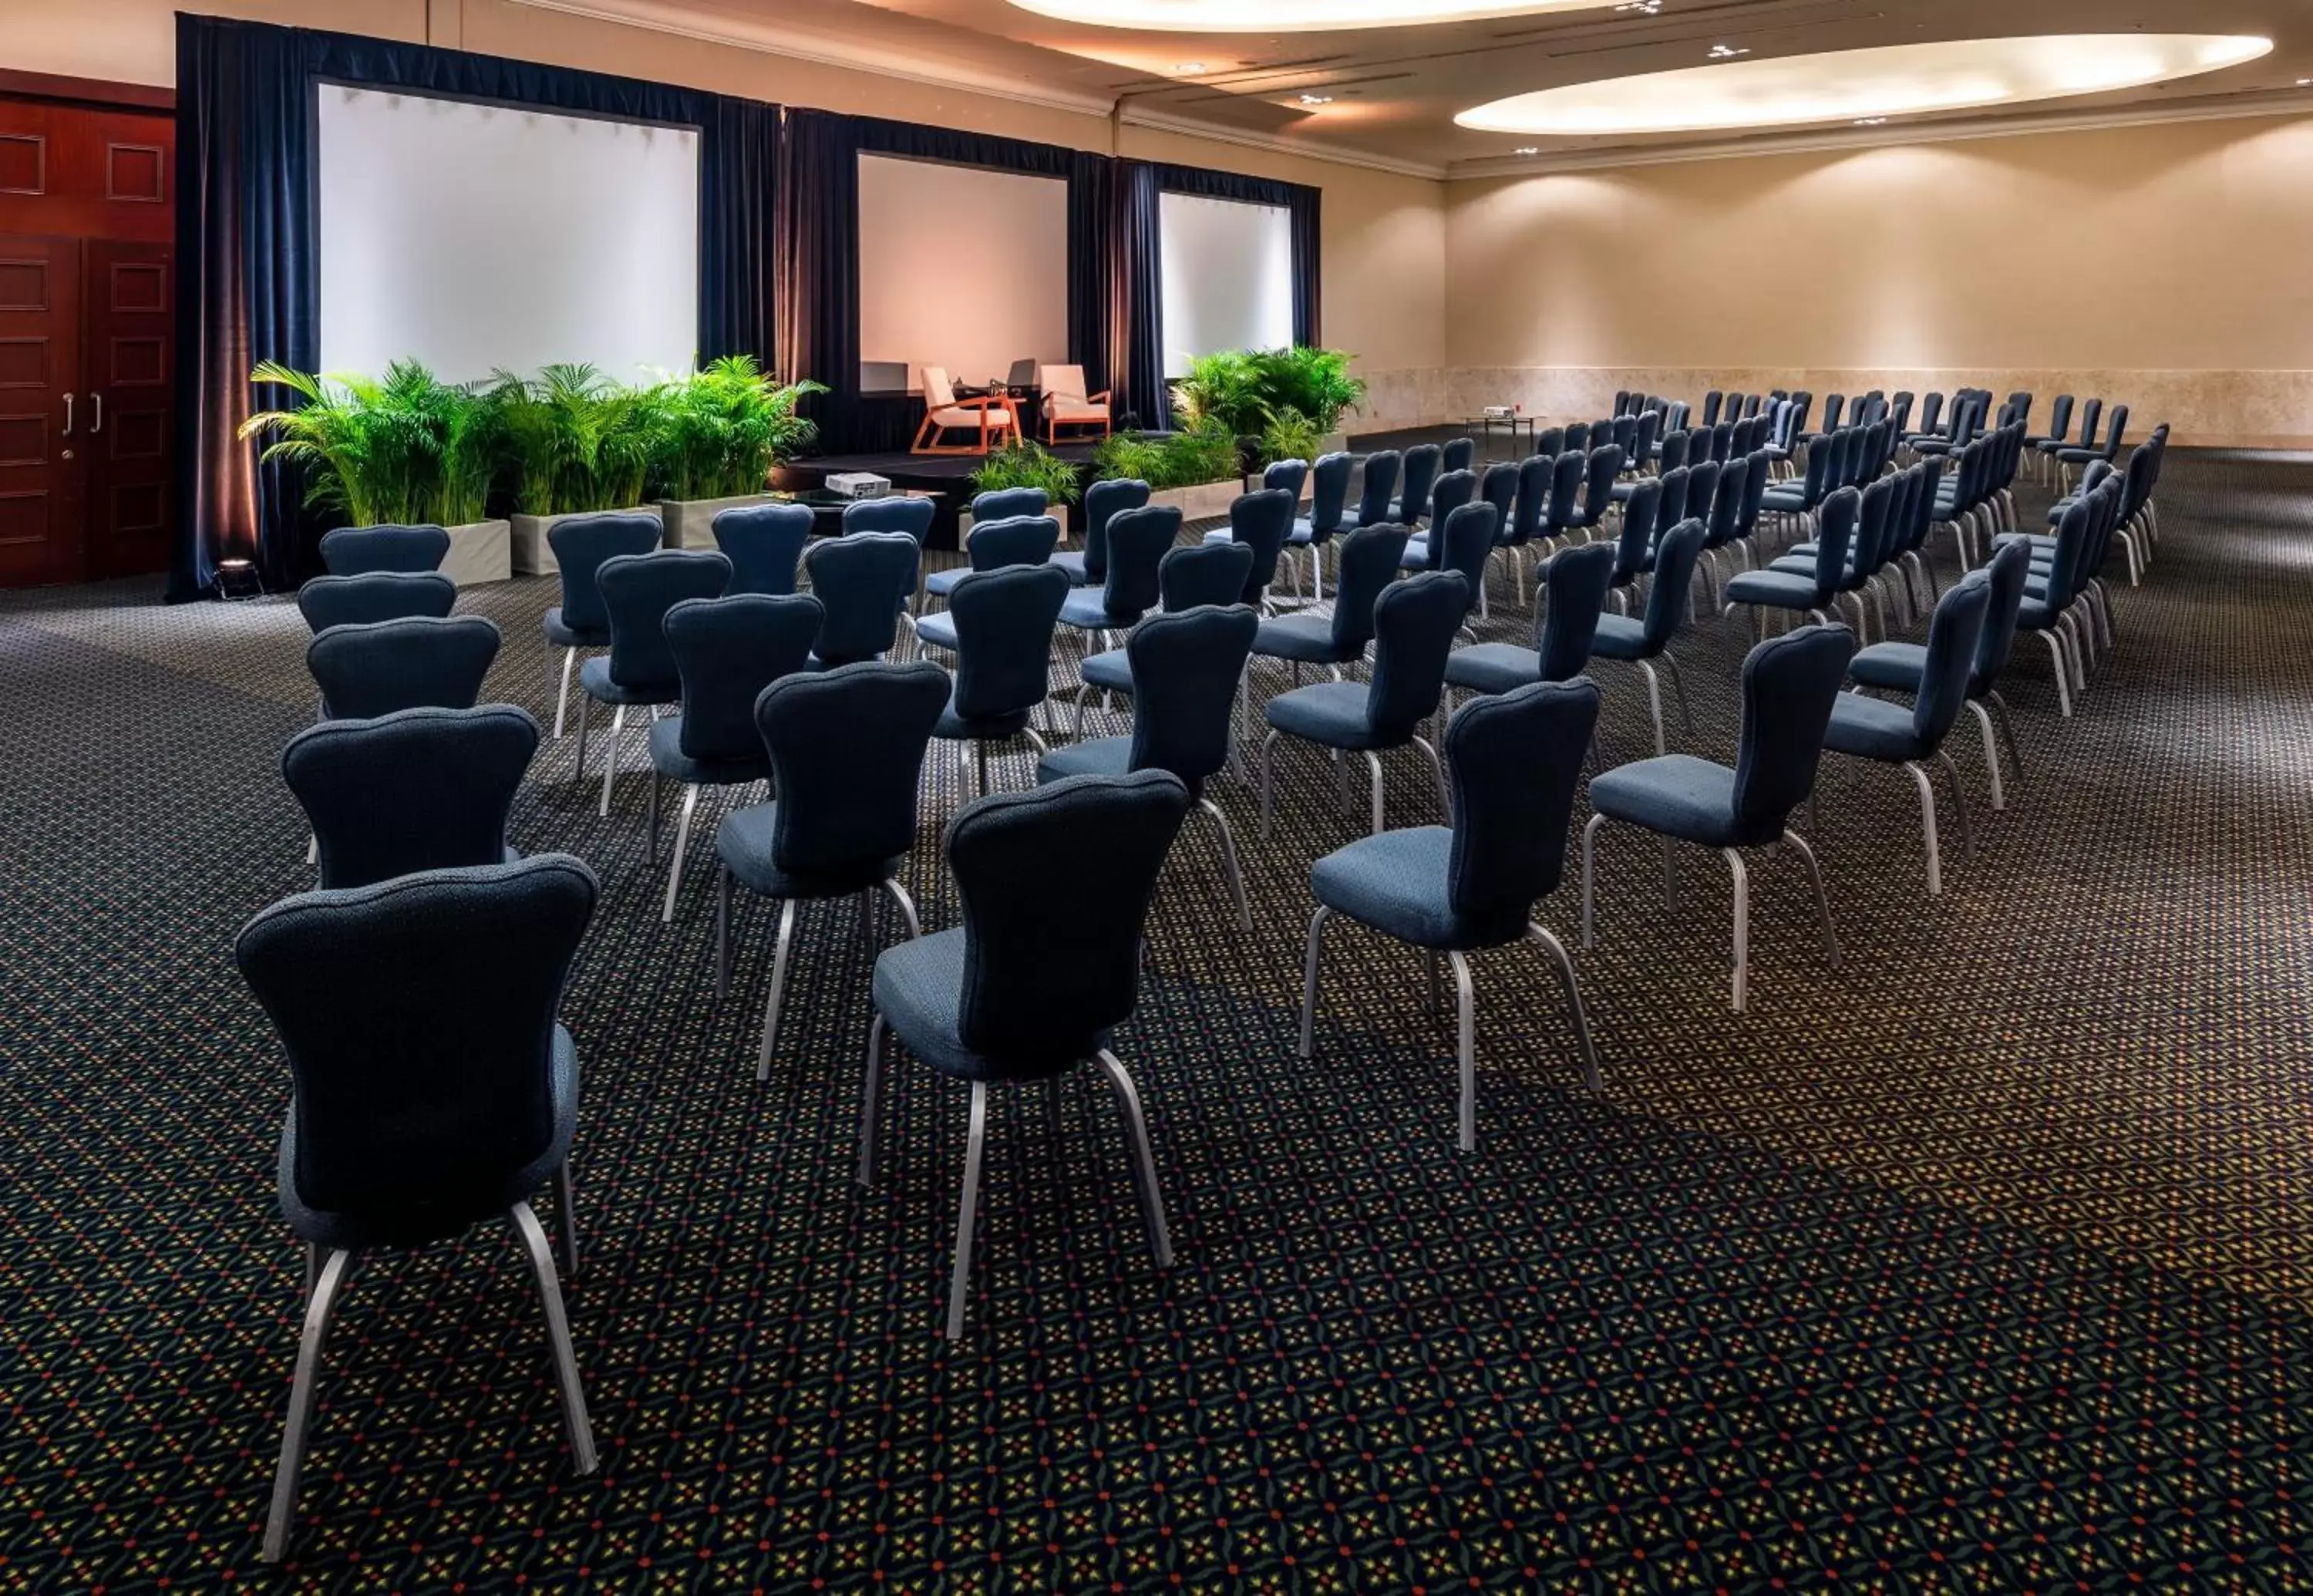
left=826, top=472, right=891, bottom=499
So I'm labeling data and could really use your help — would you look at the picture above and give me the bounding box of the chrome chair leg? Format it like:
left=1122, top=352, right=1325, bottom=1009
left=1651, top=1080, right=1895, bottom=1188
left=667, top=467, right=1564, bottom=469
left=1660, top=650, right=1696, bottom=739
left=715, top=866, right=732, bottom=998
left=1365, top=751, right=1387, bottom=836
left=753, top=899, right=799, bottom=1083
left=510, top=1200, right=598, bottom=1476
left=1258, top=731, right=1281, bottom=839
left=1580, top=813, right=1606, bottom=949
left=1934, top=749, right=1975, bottom=863
left=553, top=647, right=577, bottom=739
left=1987, top=691, right=2025, bottom=786
left=1528, top=921, right=1601, bottom=1096
left=1412, top=735, right=1449, bottom=818
left=1965, top=700, right=2005, bottom=811
left=1200, top=797, right=1254, bottom=932
left=857, top=1014, right=887, bottom=1187
left=1095, top=1049, right=1173, bottom=1268
left=662, top=784, right=702, bottom=923
left=1448, top=950, right=1476, bottom=1152
left=1721, top=846, right=1749, bottom=1012
left=1900, top=760, right=1944, bottom=895
left=2038, top=632, right=2074, bottom=717
left=598, top=703, right=625, bottom=817
left=262, top=1248, right=354, bottom=1563
left=1636, top=660, right=1667, bottom=755
left=881, top=877, right=922, bottom=939
left=573, top=692, right=592, bottom=773
left=944, top=1082, right=989, bottom=1339
left=551, top=1163, right=580, bottom=1275
left=1296, top=905, right=1332, bottom=1058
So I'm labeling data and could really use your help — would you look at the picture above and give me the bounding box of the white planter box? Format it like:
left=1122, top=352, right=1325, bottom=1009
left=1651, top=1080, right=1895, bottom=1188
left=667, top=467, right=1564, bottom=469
left=510, top=507, right=660, bottom=575
left=1321, top=432, right=1350, bottom=459
left=439, top=519, right=510, bottom=587
left=1147, top=479, right=1243, bottom=522
left=658, top=492, right=779, bottom=551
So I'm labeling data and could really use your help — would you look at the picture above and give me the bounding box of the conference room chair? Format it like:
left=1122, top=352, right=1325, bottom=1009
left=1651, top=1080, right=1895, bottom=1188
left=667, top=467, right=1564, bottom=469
left=237, top=854, right=600, bottom=1563
left=1039, top=604, right=1261, bottom=931
left=306, top=614, right=500, bottom=720
left=857, top=769, right=1190, bottom=1339
left=803, top=532, right=921, bottom=668
left=1428, top=500, right=1500, bottom=628
left=284, top=705, right=537, bottom=890
left=1259, top=571, right=1466, bottom=840
left=1534, top=426, right=1566, bottom=460
left=298, top=571, right=456, bottom=638
left=843, top=494, right=936, bottom=541
left=921, top=513, right=1062, bottom=621
left=318, top=523, right=450, bottom=576
left=1037, top=362, right=1112, bottom=444
left=1264, top=456, right=1310, bottom=503
left=1390, top=443, right=1443, bottom=525
left=1540, top=449, right=1587, bottom=548
left=1400, top=468, right=1476, bottom=571
left=1888, top=392, right=1915, bottom=436
left=2054, top=404, right=2129, bottom=493
left=1299, top=677, right=1604, bottom=1151
left=913, top=365, right=1015, bottom=454
left=1250, top=524, right=1408, bottom=691
left=2039, top=429, right=2163, bottom=584
left=1493, top=453, right=1550, bottom=609
left=1052, top=476, right=1150, bottom=588
left=1602, top=475, right=1665, bottom=616
left=1701, top=390, right=1725, bottom=429
left=2025, top=395, right=2077, bottom=483
left=715, top=661, right=948, bottom=1069
left=1075, top=538, right=1251, bottom=712
left=1853, top=539, right=2029, bottom=810
left=1442, top=437, right=1476, bottom=474
left=937, top=564, right=1070, bottom=797
left=1561, top=421, right=1591, bottom=453
left=1338, top=449, right=1400, bottom=534
left=712, top=502, right=814, bottom=597
left=1202, top=487, right=1297, bottom=608
left=1567, top=445, right=1625, bottom=543
left=1628, top=409, right=1660, bottom=474
left=1584, top=623, right=1853, bottom=1012
left=1764, top=473, right=1892, bottom=641
left=1591, top=516, right=1705, bottom=756
left=1284, top=452, right=1354, bottom=602
left=2006, top=490, right=2099, bottom=718
left=1444, top=540, right=1614, bottom=700
left=1671, top=456, right=1724, bottom=611
left=541, top=510, right=662, bottom=739
left=575, top=550, right=730, bottom=817
left=1820, top=577, right=1991, bottom=895
left=651, top=592, right=822, bottom=921
left=1723, top=486, right=1859, bottom=643
left=1057, top=503, right=1173, bottom=697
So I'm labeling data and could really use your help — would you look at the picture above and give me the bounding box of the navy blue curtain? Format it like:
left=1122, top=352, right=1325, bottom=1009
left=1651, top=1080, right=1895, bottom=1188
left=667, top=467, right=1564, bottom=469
left=1066, top=150, right=1113, bottom=402
left=170, top=15, right=778, bottom=599
left=1113, top=160, right=1166, bottom=433
left=1153, top=160, right=1321, bottom=348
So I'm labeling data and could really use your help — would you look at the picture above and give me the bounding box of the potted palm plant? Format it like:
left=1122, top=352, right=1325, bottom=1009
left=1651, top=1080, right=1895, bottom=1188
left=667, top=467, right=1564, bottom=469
left=497, top=364, right=668, bottom=575
left=1091, top=419, right=1244, bottom=518
left=653, top=356, right=827, bottom=548
left=964, top=436, right=1082, bottom=537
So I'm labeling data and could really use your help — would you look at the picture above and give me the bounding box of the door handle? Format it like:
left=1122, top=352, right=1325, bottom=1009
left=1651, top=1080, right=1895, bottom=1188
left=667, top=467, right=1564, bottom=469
left=91, top=392, right=102, bottom=434
left=60, top=392, right=72, bottom=436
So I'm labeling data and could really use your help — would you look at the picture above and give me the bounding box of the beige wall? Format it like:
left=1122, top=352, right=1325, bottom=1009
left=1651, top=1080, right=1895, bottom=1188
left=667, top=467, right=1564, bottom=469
left=1445, top=114, right=2313, bottom=441
left=2, top=0, right=1446, bottom=427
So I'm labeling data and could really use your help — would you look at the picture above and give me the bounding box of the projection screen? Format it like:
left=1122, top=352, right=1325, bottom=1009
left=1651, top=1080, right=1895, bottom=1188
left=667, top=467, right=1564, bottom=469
left=1160, top=191, right=1294, bottom=377
left=857, top=154, right=1069, bottom=392
left=317, top=85, right=701, bottom=384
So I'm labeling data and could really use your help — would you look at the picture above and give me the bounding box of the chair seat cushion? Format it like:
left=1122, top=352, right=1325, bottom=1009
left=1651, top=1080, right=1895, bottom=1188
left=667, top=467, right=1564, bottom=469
left=1398, top=537, right=1432, bottom=571
left=648, top=716, right=771, bottom=787
left=1048, top=550, right=1093, bottom=586
left=937, top=695, right=1032, bottom=743
left=1264, top=680, right=1390, bottom=751
left=1723, top=569, right=1823, bottom=610
left=1443, top=642, right=1540, bottom=695
left=874, top=928, right=1100, bottom=1084
left=278, top=1024, right=579, bottom=1250
left=1254, top=613, right=1345, bottom=665
left=1035, top=735, right=1132, bottom=784
left=1587, top=613, right=1649, bottom=660
left=1822, top=692, right=1928, bottom=763
left=1288, top=518, right=1322, bottom=547
left=1847, top=641, right=1928, bottom=695
left=717, top=802, right=902, bottom=899
left=930, top=406, right=1011, bottom=432
left=1046, top=401, right=1108, bottom=423
left=1200, top=528, right=1240, bottom=547
left=2053, top=447, right=2105, bottom=464
left=1759, top=489, right=1810, bottom=512
left=1059, top=588, right=1137, bottom=631
left=1080, top=648, right=1135, bottom=695
left=913, top=609, right=959, bottom=652
left=1588, top=754, right=1743, bottom=847
left=543, top=607, right=606, bottom=649
left=923, top=567, right=967, bottom=599
left=2002, top=530, right=2061, bottom=549
left=2016, top=598, right=2059, bottom=630
left=579, top=655, right=675, bottom=706
left=1310, top=827, right=1523, bottom=951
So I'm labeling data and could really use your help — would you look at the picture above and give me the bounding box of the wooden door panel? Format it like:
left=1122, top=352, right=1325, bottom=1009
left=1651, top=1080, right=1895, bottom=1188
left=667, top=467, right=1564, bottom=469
left=0, top=232, right=79, bottom=586
left=0, top=101, right=172, bottom=244
left=84, top=238, right=168, bottom=578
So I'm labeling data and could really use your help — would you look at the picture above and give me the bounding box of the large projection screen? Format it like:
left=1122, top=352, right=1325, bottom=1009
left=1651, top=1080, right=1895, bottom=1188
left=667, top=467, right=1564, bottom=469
left=1160, top=192, right=1293, bottom=377
left=318, top=85, right=700, bottom=384
left=857, top=155, right=1069, bottom=392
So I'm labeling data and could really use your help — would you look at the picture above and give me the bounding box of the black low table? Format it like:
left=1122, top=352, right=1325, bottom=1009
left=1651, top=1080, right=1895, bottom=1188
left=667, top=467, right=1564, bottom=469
left=1464, top=413, right=1538, bottom=456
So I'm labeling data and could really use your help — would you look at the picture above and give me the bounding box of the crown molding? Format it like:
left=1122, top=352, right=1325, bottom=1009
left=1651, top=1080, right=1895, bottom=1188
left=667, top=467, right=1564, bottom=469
left=1447, top=89, right=2313, bottom=180
left=1116, top=104, right=1446, bottom=180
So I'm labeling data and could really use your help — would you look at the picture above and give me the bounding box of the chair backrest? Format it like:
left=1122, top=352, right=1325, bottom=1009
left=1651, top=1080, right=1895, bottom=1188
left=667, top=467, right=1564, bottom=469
left=1365, top=571, right=1467, bottom=739
left=1079, top=476, right=1152, bottom=581
left=949, top=564, right=1069, bottom=722
left=1545, top=450, right=1587, bottom=536
left=2005, top=391, right=2033, bottom=429
left=283, top=705, right=539, bottom=890
left=548, top=512, right=663, bottom=633
left=1684, top=459, right=1722, bottom=544
left=1535, top=542, right=1613, bottom=682
left=1329, top=524, right=1411, bottom=655
left=1510, top=454, right=1551, bottom=544
left=1849, top=473, right=1896, bottom=578
left=297, top=571, right=457, bottom=635
left=1534, top=426, right=1565, bottom=458
left=1658, top=429, right=1690, bottom=475
left=843, top=496, right=936, bottom=541
left=1039, top=363, right=1089, bottom=402
left=1157, top=539, right=1250, bottom=611
left=1702, top=390, right=1725, bottom=428
left=971, top=487, right=1048, bottom=525
left=666, top=592, right=822, bottom=763
left=1228, top=487, right=1297, bottom=602
left=1821, top=393, right=1846, bottom=431
left=946, top=769, right=1190, bottom=1067
left=2044, top=394, right=2075, bottom=443
left=2073, top=397, right=2103, bottom=448
left=1730, top=623, right=1855, bottom=843
left=1631, top=409, right=1660, bottom=465
left=803, top=532, right=919, bottom=665
left=1307, top=453, right=1355, bottom=537
left=1973, top=538, right=2032, bottom=691
left=1433, top=501, right=1497, bottom=612
left=1654, top=464, right=1691, bottom=534
left=1793, top=436, right=1833, bottom=507
left=966, top=513, right=1061, bottom=572
left=320, top=524, right=451, bottom=576
left=2099, top=404, right=2130, bottom=456
left=1442, top=437, right=1475, bottom=474
left=1889, top=392, right=1914, bottom=435
left=712, top=502, right=814, bottom=598
left=757, top=661, right=948, bottom=877
left=1611, top=477, right=1662, bottom=585
left=921, top=365, right=958, bottom=405
left=1640, top=517, right=1705, bottom=653
left=307, top=614, right=501, bottom=720
left=1579, top=445, right=1625, bottom=524
left=1263, top=457, right=1309, bottom=500
left=1913, top=576, right=1992, bottom=750
left=598, top=550, right=731, bottom=692
left=235, top=854, right=597, bottom=1221
left=1353, top=450, right=1401, bottom=527
left=1099, top=505, right=1175, bottom=621
left=1808, top=487, right=1860, bottom=597
left=1396, top=444, right=1443, bottom=522
left=1735, top=450, right=1772, bottom=537
left=1445, top=677, right=1602, bottom=934
left=1427, top=468, right=1479, bottom=543
left=1915, top=392, right=1944, bottom=435
left=1609, top=416, right=1638, bottom=455
left=1125, top=604, right=1260, bottom=789
left=1708, top=421, right=1735, bottom=464
left=1479, top=461, right=1520, bottom=534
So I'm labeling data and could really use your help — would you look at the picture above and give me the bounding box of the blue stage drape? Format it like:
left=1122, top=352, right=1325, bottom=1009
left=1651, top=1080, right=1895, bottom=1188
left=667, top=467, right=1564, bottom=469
left=1066, top=150, right=1113, bottom=404
left=170, top=15, right=778, bottom=599
left=1113, top=160, right=1167, bottom=433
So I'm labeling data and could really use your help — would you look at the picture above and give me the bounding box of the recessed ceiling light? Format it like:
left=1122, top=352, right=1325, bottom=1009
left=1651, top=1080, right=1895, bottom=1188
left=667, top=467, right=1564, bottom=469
left=1456, top=33, right=2273, bottom=137
left=1706, top=44, right=1749, bottom=59
left=1297, top=93, right=1335, bottom=105
left=2299, top=77, right=2312, bottom=86
left=1170, top=61, right=1207, bottom=73
left=1853, top=116, right=1887, bottom=126
left=1613, top=1, right=1661, bottom=12
left=1010, top=0, right=1640, bottom=32
left=1513, top=146, right=1540, bottom=154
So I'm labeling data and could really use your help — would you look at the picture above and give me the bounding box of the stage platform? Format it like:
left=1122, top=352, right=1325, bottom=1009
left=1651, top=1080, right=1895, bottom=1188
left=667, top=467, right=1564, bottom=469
left=777, top=444, right=1103, bottom=549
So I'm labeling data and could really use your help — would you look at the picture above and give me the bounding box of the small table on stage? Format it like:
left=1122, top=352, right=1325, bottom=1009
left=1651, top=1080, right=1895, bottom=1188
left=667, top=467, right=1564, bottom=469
left=1465, top=413, right=1537, bottom=458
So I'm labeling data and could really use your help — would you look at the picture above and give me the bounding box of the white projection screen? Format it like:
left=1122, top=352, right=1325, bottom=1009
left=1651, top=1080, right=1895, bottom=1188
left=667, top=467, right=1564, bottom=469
left=857, top=154, right=1069, bottom=392
left=318, top=85, right=700, bottom=384
left=1160, top=192, right=1293, bottom=377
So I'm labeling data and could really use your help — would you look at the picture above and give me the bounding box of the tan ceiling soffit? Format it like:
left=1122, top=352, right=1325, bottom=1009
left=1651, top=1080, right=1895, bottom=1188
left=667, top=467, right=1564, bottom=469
left=1449, top=89, right=2313, bottom=179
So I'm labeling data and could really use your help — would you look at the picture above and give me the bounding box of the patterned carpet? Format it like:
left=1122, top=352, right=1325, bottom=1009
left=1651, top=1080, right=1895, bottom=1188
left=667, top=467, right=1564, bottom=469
left=2, top=452, right=2310, bottom=1590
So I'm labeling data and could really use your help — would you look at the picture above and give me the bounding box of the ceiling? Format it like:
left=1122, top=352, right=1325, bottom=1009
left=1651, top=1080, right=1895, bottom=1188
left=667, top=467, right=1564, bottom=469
left=541, top=0, right=2313, bottom=175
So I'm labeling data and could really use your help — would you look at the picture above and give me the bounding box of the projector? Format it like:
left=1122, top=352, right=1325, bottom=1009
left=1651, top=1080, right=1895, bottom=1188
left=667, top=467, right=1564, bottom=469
left=827, top=472, right=891, bottom=500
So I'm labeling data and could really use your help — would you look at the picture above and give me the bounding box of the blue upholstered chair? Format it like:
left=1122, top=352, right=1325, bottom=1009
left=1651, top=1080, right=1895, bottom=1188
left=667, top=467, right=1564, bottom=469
left=1076, top=540, right=1251, bottom=709
left=1389, top=443, right=1443, bottom=526
left=843, top=495, right=936, bottom=541
left=968, top=486, right=1048, bottom=525
left=715, top=661, right=948, bottom=1068
left=283, top=705, right=537, bottom=890
left=1444, top=540, right=1613, bottom=699
left=1591, top=516, right=1706, bottom=756
left=1284, top=452, right=1354, bottom=602
left=712, top=502, right=813, bottom=597
left=1338, top=450, right=1400, bottom=534
left=1602, top=476, right=1663, bottom=615
left=1570, top=444, right=1626, bottom=541
left=1493, top=453, right=1551, bottom=608
left=650, top=592, right=823, bottom=921
left=297, top=571, right=456, bottom=636
left=318, top=524, right=450, bottom=576
left=922, top=513, right=1062, bottom=613
left=1821, top=577, right=1991, bottom=895
left=1197, top=487, right=1296, bottom=608
left=1399, top=468, right=1475, bottom=571
left=1441, top=437, right=1475, bottom=474
left=1766, top=473, right=1893, bottom=640
left=2025, top=395, right=2077, bottom=483
left=1582, top=623, right=1853, bottom=1012
left=576, top=549, right=730, bottom=817
left=236, top=854, right=601, bottom=1562
left=541, top=512, right=662, bottom=740
left=803, top=532, right=920, bottom=668
left=1298, top=677, right=1604, bottom=1150
left=1056, top=503, right=1173, bottom=655
left=934, top=564, right=1070, bottom=796
left=1259, top=571, right=1466, bottom=839
left=1723, top=485, right=1858, bottom=644
left=1540, top=450, right=1587, bottom=547
left=306, top=614, right=500, bottom=720
left=1249, top=524, right=1407, bottom=690
left=1039, top=604, right=1261, bottom=930
left=1561, top=421, right=1591, bottom=453
left=1264, top=456, right=1310, bottom=502
left=1050, top=476, right=1150, bottom=588
left=2054, top=403, right=2129, bottom=493
left=1427, top=500, right=1500, bottom=628
left=857, top=769, right=1192, bottom=1338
